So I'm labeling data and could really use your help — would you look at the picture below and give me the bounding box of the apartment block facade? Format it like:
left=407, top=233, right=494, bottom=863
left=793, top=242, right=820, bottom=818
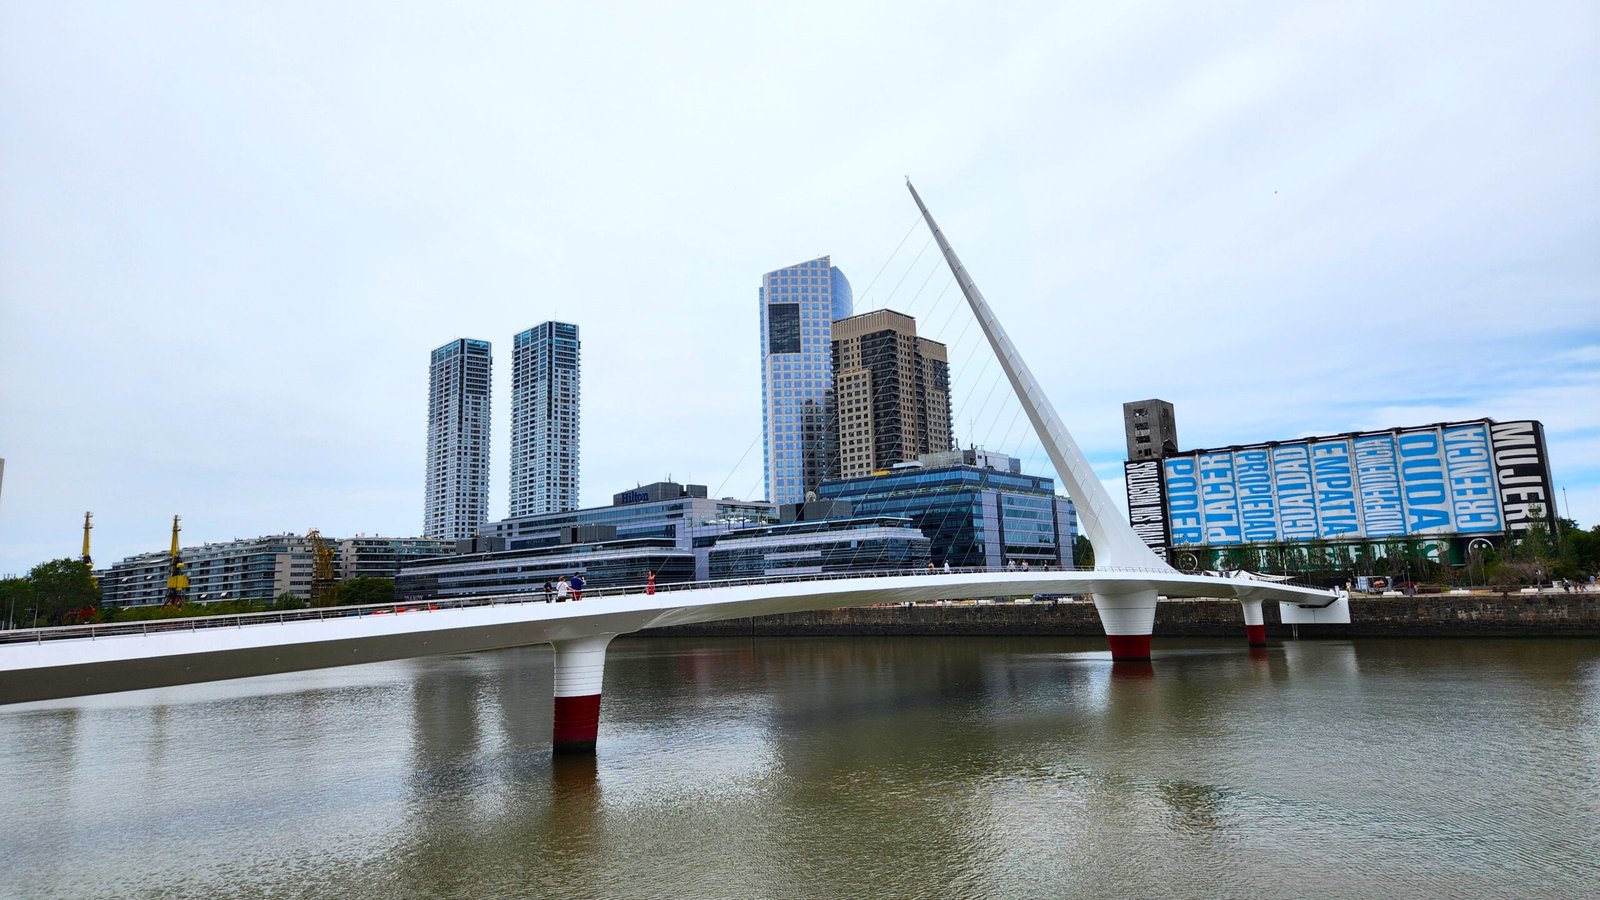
left=510, top=322, right=581, bottom=517
left=424, top=338, right=492, bottom=540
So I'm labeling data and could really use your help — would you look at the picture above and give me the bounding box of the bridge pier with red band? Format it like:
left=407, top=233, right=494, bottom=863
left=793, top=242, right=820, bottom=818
left=551, top=634, right=615, bottom=754
left=1105, top=633, right=1152, bottom=660
left=553, top=694, right=603, bottom=754
left=1093, top=588, right=1157, bottom=661
left=1241, top=599, right=1267, bottom=647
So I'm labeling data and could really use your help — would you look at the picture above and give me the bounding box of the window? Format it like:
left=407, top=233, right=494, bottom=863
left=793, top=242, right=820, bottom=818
left=769, top=302, right=802, bottom=354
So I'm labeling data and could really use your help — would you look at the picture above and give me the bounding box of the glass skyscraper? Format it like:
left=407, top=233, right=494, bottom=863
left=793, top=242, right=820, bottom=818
left=425, top=338, right=492, bottom=540
left=760, top=256, right=851, bottom=505
left=510, top=321, right=581, bottom=517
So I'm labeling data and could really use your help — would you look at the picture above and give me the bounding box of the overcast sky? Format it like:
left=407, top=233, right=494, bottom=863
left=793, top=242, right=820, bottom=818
left=2, top=1, right=1596, bottom=575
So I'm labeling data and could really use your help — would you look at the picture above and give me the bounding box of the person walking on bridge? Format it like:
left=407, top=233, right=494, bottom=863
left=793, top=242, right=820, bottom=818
left=570, top=573, right=586, bottom=601
left=646, top=570, right=656, bottom=595
left=556, top=576, right=571, bottom=602
left=543, top=580, right=554, bottom=603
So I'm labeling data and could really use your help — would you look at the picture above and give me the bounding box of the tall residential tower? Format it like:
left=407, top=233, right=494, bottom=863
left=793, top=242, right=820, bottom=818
left=830, top=309, right=953, bottom=478
left=760, top=256, right=851, bottom=505
left=510, top=321, right=581, bottom=516
left=424, top=338, right=492, bottom=540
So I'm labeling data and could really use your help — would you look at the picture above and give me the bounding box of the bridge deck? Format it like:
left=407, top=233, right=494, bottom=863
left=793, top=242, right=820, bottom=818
left=0, top=569, right=1338, bottom=705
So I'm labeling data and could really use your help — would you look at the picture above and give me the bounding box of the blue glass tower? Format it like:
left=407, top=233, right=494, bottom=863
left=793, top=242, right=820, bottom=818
left=760, top=256, right=851, bottom=504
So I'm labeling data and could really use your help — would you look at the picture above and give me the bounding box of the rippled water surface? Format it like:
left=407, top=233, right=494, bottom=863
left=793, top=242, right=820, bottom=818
left=2, top=637, right=1597, bottom=899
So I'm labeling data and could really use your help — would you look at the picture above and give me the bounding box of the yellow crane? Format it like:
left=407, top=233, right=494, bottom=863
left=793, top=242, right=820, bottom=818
left=164, top=515, right=188, bottom=605
left=81, top=511, right=99, bottom=589
left=307, top=528, right=338, bottom=606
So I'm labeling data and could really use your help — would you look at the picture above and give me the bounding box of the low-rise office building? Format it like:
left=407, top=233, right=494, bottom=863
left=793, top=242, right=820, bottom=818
left=396, top=530, right=694, bottom=600
left=393, top=482, right=777, bottom=602
left=708, top=504, right=931, bottom=579
left=337, top=536, right=457, bottom=581
left=816, top=449, right=1077, bottom=570
left=480, top=481, right=776, bottom=580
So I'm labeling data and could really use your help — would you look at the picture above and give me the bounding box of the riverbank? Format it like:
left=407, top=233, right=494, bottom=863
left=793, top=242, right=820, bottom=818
left=637, top=593, right=1600, bottom=638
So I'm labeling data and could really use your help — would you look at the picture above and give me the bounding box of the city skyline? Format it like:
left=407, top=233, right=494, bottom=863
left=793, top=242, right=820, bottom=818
left=1, top=2, right=1595, bottom=575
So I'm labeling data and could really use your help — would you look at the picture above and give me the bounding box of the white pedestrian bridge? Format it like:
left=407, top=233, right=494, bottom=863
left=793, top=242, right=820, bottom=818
left=0, top=568, right=1345, bottom=713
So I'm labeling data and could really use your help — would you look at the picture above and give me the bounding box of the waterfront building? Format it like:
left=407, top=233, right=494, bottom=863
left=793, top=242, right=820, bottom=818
left=816, top=449, right=1077, bottom=570
left=396, top=533, right=694, bottom=601
left=510, top=322, right=581, bottom=517
left=830, top=309, right=953, bottom=479
left=708, top=512, right=931, bottom=579
left=424, top=338, right=492, bottom=540
left=405, top=482, right=940, bottom=596
left=97, top=534, right=455, bottom=607
left=760, top=256, right=852, bottom=505
left=336, top=536, right=457, bottom=581
left=1119, top=403, right=1559, bottom=566
left=479, top=480, right=776, bottom=580
left=1123, top=399, right=1178, bottom=461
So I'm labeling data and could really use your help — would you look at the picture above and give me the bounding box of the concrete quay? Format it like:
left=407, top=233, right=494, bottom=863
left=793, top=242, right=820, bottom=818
left=637, top=592, right=1600, bottom=639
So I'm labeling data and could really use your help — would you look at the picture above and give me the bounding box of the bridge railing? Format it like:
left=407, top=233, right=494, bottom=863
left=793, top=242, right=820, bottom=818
left=0, top=564, right=1325, bottom=645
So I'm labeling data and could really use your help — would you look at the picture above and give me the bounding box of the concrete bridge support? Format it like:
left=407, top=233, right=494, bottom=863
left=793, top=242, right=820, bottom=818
left=1092, top=588, right=1158, bottom=661
left=1241, top=599, right=1267, bottom=646
left=551, top=634, right=616, bottom=754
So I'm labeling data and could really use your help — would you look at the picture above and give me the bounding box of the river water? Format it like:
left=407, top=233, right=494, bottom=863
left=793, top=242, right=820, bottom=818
left=2, top=636, right=1596, bottom=899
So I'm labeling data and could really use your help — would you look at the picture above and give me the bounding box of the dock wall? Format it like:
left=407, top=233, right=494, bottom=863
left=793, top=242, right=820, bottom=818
left=637, top=594, right=1600, bottom=639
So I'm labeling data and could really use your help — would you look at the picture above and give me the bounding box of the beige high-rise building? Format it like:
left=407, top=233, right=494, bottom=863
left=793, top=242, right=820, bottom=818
left=830, top=310, right=953, bottom=479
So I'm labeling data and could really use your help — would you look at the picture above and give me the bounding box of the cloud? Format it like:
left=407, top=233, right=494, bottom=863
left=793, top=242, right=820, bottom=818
left=2, top=0, right=1596, bottom=574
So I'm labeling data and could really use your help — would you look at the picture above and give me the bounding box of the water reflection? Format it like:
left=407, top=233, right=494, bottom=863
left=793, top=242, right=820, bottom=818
left=1156, top=778, right=1225, bottom=833
left=2, top=638, right=1597, bottom=899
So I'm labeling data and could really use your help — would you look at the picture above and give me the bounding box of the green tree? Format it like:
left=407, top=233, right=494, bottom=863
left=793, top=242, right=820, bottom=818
left=1559, top=520, right=1598, bottom=577
left=1353, top=541, right=1376, bottom=576
left=336, top=577, right=395, bottom=607
left=273, top=592, right=307, bottom=611
left=1490, top=563, right=1531, bottom=597
left=27, top=558, right=100, bottom=626
left=1072, top=535, right=1093, bottom=569
left=1, top=576, right=34, bottom=629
